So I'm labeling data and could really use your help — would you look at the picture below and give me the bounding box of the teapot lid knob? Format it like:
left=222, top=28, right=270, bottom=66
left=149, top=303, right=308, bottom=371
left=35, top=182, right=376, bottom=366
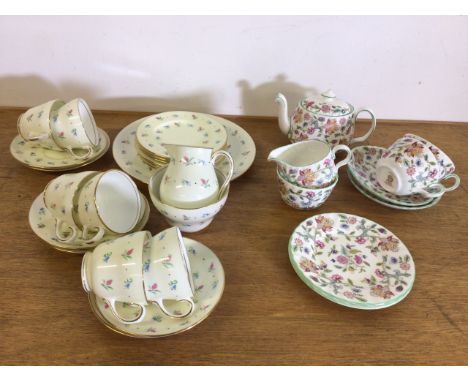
left=321, top=89, right=336, bottom=99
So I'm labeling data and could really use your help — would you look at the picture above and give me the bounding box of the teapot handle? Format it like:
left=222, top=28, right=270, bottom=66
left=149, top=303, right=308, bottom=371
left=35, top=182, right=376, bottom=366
left=350, top=108, right=377, bottom=144
left=211, top=150, right=234, bottom=198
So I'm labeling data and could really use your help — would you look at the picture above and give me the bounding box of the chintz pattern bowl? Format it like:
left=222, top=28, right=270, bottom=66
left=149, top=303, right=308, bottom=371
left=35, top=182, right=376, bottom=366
left=277, top=170, right=338, bottom=210
left=149, top=166, right=229, bottom=232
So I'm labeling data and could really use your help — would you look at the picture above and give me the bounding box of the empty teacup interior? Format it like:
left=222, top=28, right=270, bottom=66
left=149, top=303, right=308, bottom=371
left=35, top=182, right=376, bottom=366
left=95, top=171, right=141, bottom=233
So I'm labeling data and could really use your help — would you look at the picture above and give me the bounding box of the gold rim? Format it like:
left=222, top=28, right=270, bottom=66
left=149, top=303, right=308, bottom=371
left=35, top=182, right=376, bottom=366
left=12, top=129, right=110, bottom=172
left=86, top=258, right=225, bottom=338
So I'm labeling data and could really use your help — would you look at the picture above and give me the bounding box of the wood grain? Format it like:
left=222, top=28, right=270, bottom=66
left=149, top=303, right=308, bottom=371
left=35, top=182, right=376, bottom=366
left=0, top=107, right=467, bottom=365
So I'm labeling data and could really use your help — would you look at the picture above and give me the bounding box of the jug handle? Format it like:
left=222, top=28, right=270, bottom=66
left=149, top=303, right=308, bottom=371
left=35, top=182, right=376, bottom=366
left=211, top=150, right=234, bottom=198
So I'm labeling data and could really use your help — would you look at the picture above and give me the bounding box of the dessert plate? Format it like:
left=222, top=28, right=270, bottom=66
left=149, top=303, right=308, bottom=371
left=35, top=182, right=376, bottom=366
left=136, top=112, right=227, bottom=159
left=87, top=238, right=224, bottom=338
left=289, top=213, right=415, bottom=309
left=348, top=146, right=435, bottom=207
left=10, top=128, right=110, bottom=172
left=348, top=170, right=441, bottom=210
left=113, top=116, right=256, bottom=183
left=29, top=192, right=150, bottom=254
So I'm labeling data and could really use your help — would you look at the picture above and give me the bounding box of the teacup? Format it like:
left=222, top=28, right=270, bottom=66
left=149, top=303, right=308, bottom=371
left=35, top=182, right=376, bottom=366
left=277, top=170, right=338, bottom=209
left=77, top=170, right=142, bottom=242
left=143, top=227, right=195, bottom=318
left=51, top=98, right=99, bottom=159
left=376, top=135, right=460, bottom=197
left=17, top=99, right=65, bottom=151
left=43, top=171, right=99, bottom=243
left=81, top=231, right=152, bottom=324
left=268, top=139, right=351, bottom=188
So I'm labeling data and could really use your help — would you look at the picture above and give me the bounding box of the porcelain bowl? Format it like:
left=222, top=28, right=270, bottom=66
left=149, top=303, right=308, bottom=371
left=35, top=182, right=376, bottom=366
left=277, top=169, right=338, bottom=210
left=149, top=166, right=229, bottom=232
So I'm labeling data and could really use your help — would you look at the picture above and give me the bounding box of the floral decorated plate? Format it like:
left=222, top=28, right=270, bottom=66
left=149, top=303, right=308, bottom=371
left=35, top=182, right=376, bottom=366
left=29, top=192, right=150, bottom=253
left=289, top=213, right=415, bottom=309
left=87, top=238, right=224, bottom=338
left=113, top=116, right=255, bottom=183
left=10, top=128, right=110, bottom=172
left=348, top=146, right=435, bottom=207
left=136, top=112, right=227, bottom=159
left=348, top=169, right=441, bottom=211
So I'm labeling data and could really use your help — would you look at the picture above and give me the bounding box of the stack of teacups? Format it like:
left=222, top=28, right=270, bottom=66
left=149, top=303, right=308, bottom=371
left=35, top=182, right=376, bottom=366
left=268, top=139, right=352, bottom=209
left=43, top=169, right=144, bottom=247
left=81, top=228, right=195, bottom=324
left=17, top=98, right=100, bottom=160
left=148, top=143, right=234, bottom=232
left=376, top=134, right=460, bottom=198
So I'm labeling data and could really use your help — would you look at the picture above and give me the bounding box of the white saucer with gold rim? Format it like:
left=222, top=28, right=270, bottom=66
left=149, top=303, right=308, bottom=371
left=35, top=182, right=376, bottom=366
left=29, top=191, right=150, bottom=253
left=87, top=238, right=224, bottom=338
left=10, top=128, right=110, bottom=172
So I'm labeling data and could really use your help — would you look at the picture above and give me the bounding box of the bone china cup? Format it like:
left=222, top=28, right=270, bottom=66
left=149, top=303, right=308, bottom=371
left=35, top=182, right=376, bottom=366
left=143, top=227, right=195, bottom=318
left=43, top=171, right=99, bottom=243
left=51, top=98, right=99, bottom=159
left=77, top=170, right=141, bottom=242
left=81, top=231, right=152, bottom=324
left=17, top=99, right=65, bottom=151
left=376, top=135, right=460, bottom=197
left=268, top=139, right=351, bottom=188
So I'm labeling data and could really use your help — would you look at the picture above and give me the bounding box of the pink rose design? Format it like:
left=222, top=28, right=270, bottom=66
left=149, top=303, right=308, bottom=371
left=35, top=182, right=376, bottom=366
left=294, top=238, right=303, bottom=247
left=321, top=104, right=331, bottom=113
left=347, top=216, right=357, bottom=224
left=337, top=255, right=348, bottom=264
left=355, top=237, right=366, bottom=244
left=406, top=167, right=416, bottom=176
left=375, top=269, right=385, bottom=278
left=343, top=291, right=354, bottom=299
left=323, top=159, right=332, bottom=167
left=331, top=274, right=343, bottom=282
left=354, top=255, right=363, bottom=265
left=400, top=262, right=410, bottom=271
left=314, top=240, right=325, bottom=249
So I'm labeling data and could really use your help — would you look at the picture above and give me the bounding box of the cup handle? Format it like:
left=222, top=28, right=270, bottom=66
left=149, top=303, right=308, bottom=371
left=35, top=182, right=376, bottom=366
left=420, top=173, right=461, bottom=198
left=350, top=108, right=377, bottom=144
left=66, top=146, right=93, bottom=160
left=211, top=150, right=234, bottom=198
left=155, top=298, right=195, bottom=319
left=331, top=144, right=352, bottom=170
left=82, top=226, right=105, bottom=244
left=106, top=299, right=146, bottom=324
left=55, top=219, right=78, bottom=243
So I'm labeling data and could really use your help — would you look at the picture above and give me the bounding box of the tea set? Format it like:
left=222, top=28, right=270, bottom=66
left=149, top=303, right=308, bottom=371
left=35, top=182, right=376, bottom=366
left=10, top=89, right=461, bottom=335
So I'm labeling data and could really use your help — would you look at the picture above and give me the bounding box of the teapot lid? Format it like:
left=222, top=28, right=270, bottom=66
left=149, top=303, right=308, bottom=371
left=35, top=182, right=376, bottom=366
left=300, top=89, right=353, bottom=116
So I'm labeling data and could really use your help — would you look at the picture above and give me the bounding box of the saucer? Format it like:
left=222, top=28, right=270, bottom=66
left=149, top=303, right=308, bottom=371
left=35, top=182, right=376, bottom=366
left=113, top=116, right=256, bottom=184
left=10, top=128, right=110, bottom=172
left=348, top=146, right=436, bottom=207
left=289, top=213, right=415, bottom=309
left=29, top=191, right=150, bottom=253
left=348, top=169, right=441, bottom=210
left=136, top=111, right=228, bottom=159
left=87, top=238, right=224, bottom=338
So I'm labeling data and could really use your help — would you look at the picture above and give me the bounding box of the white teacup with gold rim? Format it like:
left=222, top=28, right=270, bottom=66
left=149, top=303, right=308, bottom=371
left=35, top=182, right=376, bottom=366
left=81, top=231, right=152, bottom=324
left=17, top=99, right=65, bottom=151
left=76, top=170, right=142, bottom=242
left=43, top=171, right=99, bottom=243
left=51, top=98, right=99, bottom=160
left=143, top=227, right=195, bottom=318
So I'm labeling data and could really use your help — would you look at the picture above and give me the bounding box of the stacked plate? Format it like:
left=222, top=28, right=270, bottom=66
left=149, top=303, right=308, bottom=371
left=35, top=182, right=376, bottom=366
left=134, top=111, right=229, bottom=168
left=347, top=146, right=442, bottom=210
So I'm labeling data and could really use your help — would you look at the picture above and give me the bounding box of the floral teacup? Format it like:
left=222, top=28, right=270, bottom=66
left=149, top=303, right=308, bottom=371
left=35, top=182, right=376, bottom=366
left=268, top=139, right=351, bottom=188
left=376, top=135, right=460, bottom=197
left=81, top=231, right=152, bottom=324
left=277, top=170, right=338, bottom=209
left=143, top=227, right=195, bottom=318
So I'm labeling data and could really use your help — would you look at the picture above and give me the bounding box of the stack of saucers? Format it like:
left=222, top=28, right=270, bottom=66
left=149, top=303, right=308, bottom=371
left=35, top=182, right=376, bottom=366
left=348, top=134, right=461, bottom=210
left=134, top=111, right=229, bottom=168
left=29, top=169, right=150, bottom=253
left=269, top=139, right=352, bottom=210
left=82, top=228, right=225, bottom=337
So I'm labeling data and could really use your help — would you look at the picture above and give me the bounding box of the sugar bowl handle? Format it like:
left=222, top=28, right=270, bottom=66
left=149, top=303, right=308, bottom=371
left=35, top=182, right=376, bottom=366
left=350, top=108, right=377, bottom=144
left=211, top=150, right=234, bottom=198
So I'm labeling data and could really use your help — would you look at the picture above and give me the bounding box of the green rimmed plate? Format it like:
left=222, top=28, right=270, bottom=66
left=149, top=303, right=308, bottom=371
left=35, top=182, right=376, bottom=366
left=348, top=169, right=441, bottom=210
left=289, top=213, right=415, bottom=310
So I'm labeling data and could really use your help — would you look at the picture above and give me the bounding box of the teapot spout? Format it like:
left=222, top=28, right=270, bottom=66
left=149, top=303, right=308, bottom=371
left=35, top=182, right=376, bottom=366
left=275, top=93, right=290, bottom=136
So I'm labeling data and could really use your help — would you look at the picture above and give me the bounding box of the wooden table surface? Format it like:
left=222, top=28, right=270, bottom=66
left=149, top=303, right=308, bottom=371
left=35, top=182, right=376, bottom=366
left=0, top=107, right=467, bottom=365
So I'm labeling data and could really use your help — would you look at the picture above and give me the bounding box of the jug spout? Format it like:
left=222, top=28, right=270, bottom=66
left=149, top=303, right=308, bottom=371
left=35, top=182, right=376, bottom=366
left=267, top=144, right=292, bottom=165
